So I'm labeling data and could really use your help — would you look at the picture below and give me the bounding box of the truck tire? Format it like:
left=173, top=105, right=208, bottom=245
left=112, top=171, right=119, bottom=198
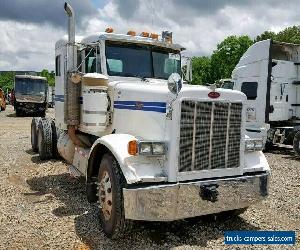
left=293, top=131, right=300, bottom=157
left=51, top=119, right=58, bottom=158
left=97, top=154, right=130, bottom=238
left=38, top=118, right=53, bottom=160
left=16, top=108, right=22, bottom=117
left=31, top=117, right=41, bottom=152
left=263, top=140, right=273, bottom=152
left=39, top=109, right=46, bottom=118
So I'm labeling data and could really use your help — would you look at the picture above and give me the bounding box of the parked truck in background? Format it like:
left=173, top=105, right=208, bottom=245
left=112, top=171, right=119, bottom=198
left=31, top=2, right=270, bottom=238
left=232, top=40, right=300, bottom=156
left=14, top=75, right=48, bottom=116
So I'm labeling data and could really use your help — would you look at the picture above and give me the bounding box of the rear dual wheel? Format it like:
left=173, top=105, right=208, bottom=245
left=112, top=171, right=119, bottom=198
left=31, top=117, right=57, bottom=160
left=31, top=117, right=41, bottom=152
left=293, top=131, right=300, bottom=157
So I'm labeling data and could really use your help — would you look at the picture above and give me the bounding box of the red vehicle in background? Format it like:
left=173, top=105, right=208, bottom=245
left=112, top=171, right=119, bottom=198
left=9, top=89, right=15, bottom=107
left=0, top=88, right=6, bottom=111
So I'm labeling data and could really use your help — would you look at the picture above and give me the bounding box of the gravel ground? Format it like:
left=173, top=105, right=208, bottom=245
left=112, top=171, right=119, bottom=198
left=0, top=105, right=299, bottom=250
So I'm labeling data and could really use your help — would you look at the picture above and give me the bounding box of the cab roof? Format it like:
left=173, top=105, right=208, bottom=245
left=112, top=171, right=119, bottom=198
left=15, top=75, right=47, bottom=81
left=56, top=32, right=185, bottom=52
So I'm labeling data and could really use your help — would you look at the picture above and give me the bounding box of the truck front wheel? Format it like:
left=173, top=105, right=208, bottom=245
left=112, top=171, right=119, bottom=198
left=293, top=131, right=300, bottom=157
left=97, top=154, right=130, bottom=238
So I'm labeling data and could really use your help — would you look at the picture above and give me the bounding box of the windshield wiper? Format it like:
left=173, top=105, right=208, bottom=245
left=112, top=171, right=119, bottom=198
left=122, top=73, right=149, bottom=82
left=139, top=76, right=149, bottom=82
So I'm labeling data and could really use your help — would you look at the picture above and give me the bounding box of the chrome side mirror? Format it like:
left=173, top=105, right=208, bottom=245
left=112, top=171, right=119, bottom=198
left=168, top=73, right=182, bottom=95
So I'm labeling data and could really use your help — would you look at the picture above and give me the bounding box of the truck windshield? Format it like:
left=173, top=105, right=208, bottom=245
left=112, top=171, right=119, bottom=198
left=105, top=43, right=181, bottom=80
left=15, top=78, right=46, bottom=96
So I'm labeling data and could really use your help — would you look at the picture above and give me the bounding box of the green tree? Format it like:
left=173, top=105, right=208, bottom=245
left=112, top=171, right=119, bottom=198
left=255, top=31, right=276, bottom=42
left=191, top=56, right=212, bottom=85
left=276, top=25, right=300, bottom=44
left=39, top=69, right=55, bottom=86
left=0, top=72, right=15, bottom=92
left=210, top=35, right=253, bottom=82
left=255, top=26, right=300, bottom=44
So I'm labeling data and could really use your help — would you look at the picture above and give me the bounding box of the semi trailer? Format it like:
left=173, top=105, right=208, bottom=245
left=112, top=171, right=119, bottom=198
left=31, top=2, right=270, bottom=238
left=14, top=75, right=48, bottom=116
left=232, top=40, right=300, bottom=156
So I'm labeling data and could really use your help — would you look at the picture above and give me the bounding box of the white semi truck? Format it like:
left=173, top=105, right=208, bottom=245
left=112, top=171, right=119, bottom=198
left=31, top=3, right=270, bottom=238
left=232, top=40, right=300, bottom=156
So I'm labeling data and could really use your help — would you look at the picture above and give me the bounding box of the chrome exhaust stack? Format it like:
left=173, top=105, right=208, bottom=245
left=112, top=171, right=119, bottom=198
left=64, top=2, right=76, bottom=70
left=64, top=2, right=84, bottom=146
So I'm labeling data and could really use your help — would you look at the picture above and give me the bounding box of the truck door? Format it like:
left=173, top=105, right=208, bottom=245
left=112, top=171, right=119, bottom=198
left=231, top=40, right=272, bottom=141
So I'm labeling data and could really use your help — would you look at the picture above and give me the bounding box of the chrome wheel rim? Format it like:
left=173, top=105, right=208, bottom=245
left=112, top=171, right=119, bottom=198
left=99, top=171, right=112, bottom=221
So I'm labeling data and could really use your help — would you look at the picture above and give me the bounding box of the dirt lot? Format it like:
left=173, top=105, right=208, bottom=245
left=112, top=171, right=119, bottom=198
left=0, top=105, right=299, bottom=250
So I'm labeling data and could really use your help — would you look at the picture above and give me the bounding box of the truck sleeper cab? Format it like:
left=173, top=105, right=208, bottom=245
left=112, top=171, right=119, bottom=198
left=232, top=39, right=300, bottom=155
left=31, top=2, right=270, bottom=238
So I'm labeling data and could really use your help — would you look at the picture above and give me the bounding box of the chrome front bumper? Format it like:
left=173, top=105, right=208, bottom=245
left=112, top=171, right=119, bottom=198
left=123, top=172, right=269, bottom=221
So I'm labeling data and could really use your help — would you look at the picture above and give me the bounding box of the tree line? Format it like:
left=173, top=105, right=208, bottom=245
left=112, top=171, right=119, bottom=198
left=191, top=25, right=300, bottom=85
left=0, top=70, right=55, bottom=92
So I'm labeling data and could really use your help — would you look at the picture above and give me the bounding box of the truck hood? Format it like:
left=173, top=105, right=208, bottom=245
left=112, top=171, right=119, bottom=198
left=108, top=76, right=246, bottom=104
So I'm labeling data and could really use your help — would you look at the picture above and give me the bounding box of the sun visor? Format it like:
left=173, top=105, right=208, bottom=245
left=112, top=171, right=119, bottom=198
left=82, top=73, right=108, bottom=86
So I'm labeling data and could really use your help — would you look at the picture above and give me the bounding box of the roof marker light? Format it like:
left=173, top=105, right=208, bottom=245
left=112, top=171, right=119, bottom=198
left=127, top=30, right=136, bottom=36
left=140, top=32, right=150, bottom=37
left=150, top=33, right=159, bottom=39
left=105, top=27, right=114, bottom=33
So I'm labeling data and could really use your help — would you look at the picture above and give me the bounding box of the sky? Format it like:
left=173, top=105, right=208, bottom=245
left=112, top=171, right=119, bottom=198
left=0, top=0, right=299, bottom=71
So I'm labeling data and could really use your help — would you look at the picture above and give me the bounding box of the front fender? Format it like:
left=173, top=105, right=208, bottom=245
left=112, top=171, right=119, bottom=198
left=244, top=151, right=270, bottom=173
left=89, top=134, right=167, bottom=184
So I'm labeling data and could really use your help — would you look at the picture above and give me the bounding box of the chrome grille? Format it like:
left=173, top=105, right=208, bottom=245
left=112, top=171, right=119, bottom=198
left=179, top=101, right=242, bottom=172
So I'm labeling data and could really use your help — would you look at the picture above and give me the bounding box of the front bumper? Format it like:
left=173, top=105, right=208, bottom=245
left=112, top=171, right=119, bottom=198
left=16, top=102, right=46, bottom=113
left=123, top=172, right=269, bottom=221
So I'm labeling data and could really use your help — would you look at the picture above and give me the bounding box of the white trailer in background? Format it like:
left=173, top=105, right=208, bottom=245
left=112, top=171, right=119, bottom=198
left=232, top=39, right=300, bottom=155
left=30, top=2, right=270, bottom=238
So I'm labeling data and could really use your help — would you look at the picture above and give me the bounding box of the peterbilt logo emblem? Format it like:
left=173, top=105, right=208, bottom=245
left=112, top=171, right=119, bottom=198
left=208, top=92, right=220, bottom=98
left=135, top=102, right=144, bottom=110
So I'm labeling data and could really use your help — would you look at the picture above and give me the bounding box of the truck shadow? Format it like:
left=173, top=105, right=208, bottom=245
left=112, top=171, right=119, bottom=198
left=25, top=149, right=62, bottom=164
left=265, top=145, right=299, bottom=161
left=6, top=113, right=17, bottom=117
left=6, top=113, right=41, bottom=118
left=25, top=174, right=260, bottom=250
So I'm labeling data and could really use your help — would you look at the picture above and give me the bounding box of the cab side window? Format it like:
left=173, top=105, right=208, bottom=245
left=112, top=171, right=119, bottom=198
left=55, top=55, right=61, bottom=76
left=85, top=48, right=101, bottom=73
left=241, top=82, right=258, bottom=100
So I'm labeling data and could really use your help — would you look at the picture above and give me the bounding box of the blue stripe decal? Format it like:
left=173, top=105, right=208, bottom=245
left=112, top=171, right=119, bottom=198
left=55, top=95, right=65, bottom=102
left=114, top=101, right=167, bottom=113
left=54, top=95, right=83, bottom=104
left=114, top=101, right=166, bottom=107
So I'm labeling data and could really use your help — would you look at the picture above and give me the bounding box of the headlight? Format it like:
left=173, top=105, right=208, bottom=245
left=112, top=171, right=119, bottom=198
left=245, top=139, right=263, bottom=151
left=152, top=142, right=166, bottom=155
left=139, top=142, right=152, bottom=155
left=254, top=139, right=263, bottom=149
left=137, top=141, right=166, bottom=156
